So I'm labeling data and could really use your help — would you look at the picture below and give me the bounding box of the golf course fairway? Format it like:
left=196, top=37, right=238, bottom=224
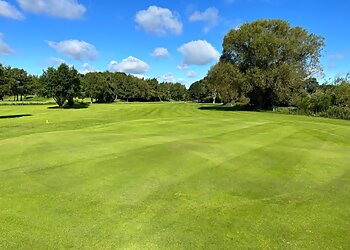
left=0, top=103, right=349, bottom=249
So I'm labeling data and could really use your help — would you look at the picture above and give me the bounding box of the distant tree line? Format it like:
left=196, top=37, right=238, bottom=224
left=0, top=63, right=188, bottom=108
left=0, top=64, right=37, bottom=101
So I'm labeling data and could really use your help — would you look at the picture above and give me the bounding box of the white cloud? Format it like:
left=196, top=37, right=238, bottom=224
left=189, top=7, right=220, bottom=33
left=177, top=64, right=190, bottom=71
left=151, top=47, right=170, bottom=58
left=81, top=63, right=96, bottom=74
left=135, top=6, right=182, bottom=35
left=0, top=0, right=24, bottom=19
left=0, top=33, right=13, bottom=55
left=108, top=56, right=149, bottom=74
left=161, top=72, right=175, bottom=82
left=47, top=40, right=98, bottom=61
left=18, top=0, right=86, bottom=19
left=178, top=40, right=220, bottom=66
left=177, top=78, right=186, bottom=84
left=187, top=70, right=197, bottom=78
left=49, top=57, right=66, bottom=65
left=158, top=73, right=185, bottom=83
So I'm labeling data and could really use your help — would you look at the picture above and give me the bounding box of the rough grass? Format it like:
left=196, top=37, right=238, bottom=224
left=0, top=103, right=349, bottom=249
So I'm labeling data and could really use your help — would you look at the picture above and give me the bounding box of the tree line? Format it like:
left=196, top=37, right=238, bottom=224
left=0, top=65, right=37, bottom=101
left=0, top=63, right=188, bottom=107
left=188, top=19, right=350, bottom=120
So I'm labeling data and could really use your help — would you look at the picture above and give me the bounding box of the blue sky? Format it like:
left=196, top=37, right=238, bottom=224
left=0, top=0, right=349, bottom=86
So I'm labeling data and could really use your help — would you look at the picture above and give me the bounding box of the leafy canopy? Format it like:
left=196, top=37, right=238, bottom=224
left=210, top=19, right=325, bottom=108
left=40, top=64, right=80, bottom=108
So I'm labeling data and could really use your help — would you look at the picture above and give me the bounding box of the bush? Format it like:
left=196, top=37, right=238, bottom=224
left=319, top=106, right=350, bottom=120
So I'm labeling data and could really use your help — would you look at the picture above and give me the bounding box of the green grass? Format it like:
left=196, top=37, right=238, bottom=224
left=0, top=96, right=56, bottom=106
left=0, top=103, right=349, bottom=249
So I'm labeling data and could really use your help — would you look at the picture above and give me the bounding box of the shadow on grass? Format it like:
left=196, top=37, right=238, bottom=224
left=0, top=114, right=32, bottom=119
left=198, top=104, right=258, bottom=112
left=48, top=103, right=90, bottom=110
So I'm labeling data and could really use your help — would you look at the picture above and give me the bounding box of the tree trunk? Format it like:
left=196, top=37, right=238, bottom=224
left=213, top=96, right=216, bottom=104
left=67, top=97, right=74, bottom=106
left=20, top=94, right=23, bottom=101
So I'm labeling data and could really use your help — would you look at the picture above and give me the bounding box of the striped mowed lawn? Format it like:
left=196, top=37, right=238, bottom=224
left=0, top=103, right=349, bottom=249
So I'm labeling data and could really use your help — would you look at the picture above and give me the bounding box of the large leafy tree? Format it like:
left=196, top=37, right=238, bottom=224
left=8, top=67, right=32, bottom=101
left=169, top=83, right=188, bottom=101
left=207, top=61, right=246, bottom=104
left=219, top=19, right=324, bottom=108
left=41, top=64, right=80, bottom=108
left=189, top=78, right=211, bottom=103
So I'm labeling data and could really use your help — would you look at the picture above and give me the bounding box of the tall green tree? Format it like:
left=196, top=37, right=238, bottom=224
left=207, top=61, right=246, bottom=104
left=170, top=83, right=188, bottom=101
left=41, top=64, right=81, bottom=108
left=189, top=78, right=211, bottom=103
left=219, top=19, right=324, bottom=108
left=9, top=68, right=31, bottom=101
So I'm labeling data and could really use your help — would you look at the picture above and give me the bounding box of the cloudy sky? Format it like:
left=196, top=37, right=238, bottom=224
left=0, top=0, right=349, bottom=86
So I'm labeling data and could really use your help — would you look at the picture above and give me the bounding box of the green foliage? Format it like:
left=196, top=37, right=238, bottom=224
left=1, top=62, right=188, bottom=105
left=40, top=64, right=81, bottom=108
left=0, top=64, right=5, bottom=100
left=81, top=71, right=187, bottom=103
left=306, top=77, right=319, bottom=94
left=277, top=75, right=350, bottom=120
left=188, top=78, right=212, bottom=103
left=169, top=82, right=188, bottom=101
left=82, top=72, right=116, bottom=103
left=207, top=61, right=246, bottom=104
left=0, top=65, right=35, bottom=101
left=205, top=19, right=324, bottom=109
left=319, top=106, right=350, bottom=120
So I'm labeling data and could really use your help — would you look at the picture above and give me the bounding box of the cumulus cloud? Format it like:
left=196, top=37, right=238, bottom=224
left=81, top=63, right=96, bottom=74
left=135, top=6, right=182, bottom=35
left=187, top=70, right=197, bottom=78
left=189, top=7, right=220, bottom=32
left=158, top=73, right=185, bottom=83
left=178, top=40, right=220, bottom=66
left=18, top=0, right=86, bottom=19
left=177, top=64, right=190, bottom=71
left=49, top=57, right=66, bottom=65
left=47, top=40, right=98, bottom=61
left=151, top=47, right=170, bottom=58
left=161, top=73, right=175, bottom=82
left=108, top=56, right=149, bottom=74
left=0, top=0, right=24, bottom=19
left=0, top=33, right=13, bottom=55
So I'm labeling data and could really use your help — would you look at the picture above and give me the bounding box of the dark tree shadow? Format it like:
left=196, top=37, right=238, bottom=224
left=198, top=104, right=259, bottom=112
left=0, top=114, right=32, bottom=119
left=48, top=103, right=90, bottom=110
